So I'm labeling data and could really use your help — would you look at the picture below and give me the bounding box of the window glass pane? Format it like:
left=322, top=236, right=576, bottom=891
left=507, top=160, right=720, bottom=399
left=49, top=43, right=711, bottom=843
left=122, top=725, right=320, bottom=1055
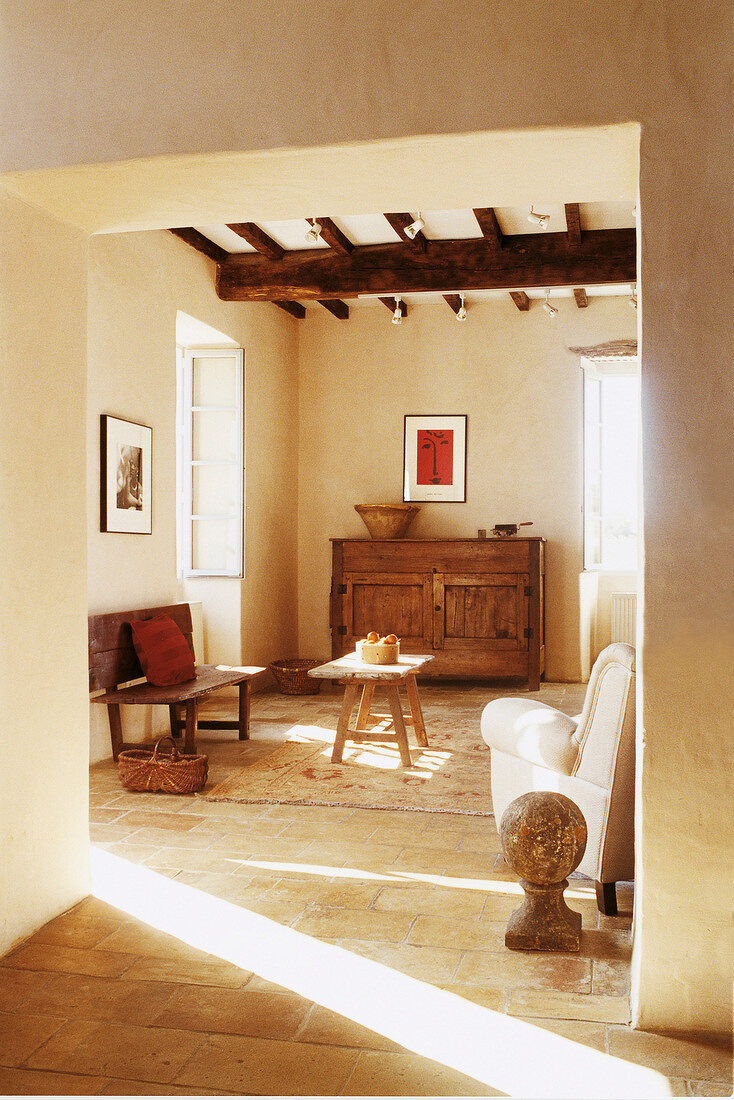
left=192, top=464, right=240, bottom=515
left=192, top=355, right=238, bottom=406
left=600, top=376, right=639, bottom=570
left=191, top=517, right=241, bottom=573
left=192, top=410, right=238, bottom=462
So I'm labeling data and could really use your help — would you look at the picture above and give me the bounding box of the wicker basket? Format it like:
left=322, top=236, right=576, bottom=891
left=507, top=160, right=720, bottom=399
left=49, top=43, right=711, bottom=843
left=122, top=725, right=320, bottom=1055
left=117, top=736, right=208, bottom=794
left=269, top=658, right=323, bottom=695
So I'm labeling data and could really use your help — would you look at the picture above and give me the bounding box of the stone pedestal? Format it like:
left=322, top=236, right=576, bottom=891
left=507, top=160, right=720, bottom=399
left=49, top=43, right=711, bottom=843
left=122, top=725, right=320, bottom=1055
left=499, top=791, right=587, bottom=952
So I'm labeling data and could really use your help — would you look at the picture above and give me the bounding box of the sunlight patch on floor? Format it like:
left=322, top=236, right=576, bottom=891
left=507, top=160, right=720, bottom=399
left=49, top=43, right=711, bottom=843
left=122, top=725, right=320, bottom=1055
left=91, top=848, right=668, bottom=1099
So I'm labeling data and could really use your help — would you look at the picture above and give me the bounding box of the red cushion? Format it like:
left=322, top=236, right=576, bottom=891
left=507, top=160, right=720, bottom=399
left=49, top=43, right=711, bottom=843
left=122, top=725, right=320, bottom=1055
left=130, top=613, right=196, bottom=686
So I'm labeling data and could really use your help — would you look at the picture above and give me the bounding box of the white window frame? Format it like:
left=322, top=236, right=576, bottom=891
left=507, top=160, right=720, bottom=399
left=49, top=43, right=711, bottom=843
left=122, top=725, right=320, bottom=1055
left=582, top=357, right=639, bottom=572
left=178, top=347, right=244, bottom=578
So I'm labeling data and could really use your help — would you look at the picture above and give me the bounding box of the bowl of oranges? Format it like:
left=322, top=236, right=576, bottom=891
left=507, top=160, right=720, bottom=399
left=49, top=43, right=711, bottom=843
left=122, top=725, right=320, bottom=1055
left=357, top=631, right=400, bottom=665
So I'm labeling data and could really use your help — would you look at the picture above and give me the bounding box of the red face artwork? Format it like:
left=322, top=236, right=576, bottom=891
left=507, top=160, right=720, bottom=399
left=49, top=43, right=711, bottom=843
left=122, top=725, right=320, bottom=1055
left=416, top=429, right=454, bottom=485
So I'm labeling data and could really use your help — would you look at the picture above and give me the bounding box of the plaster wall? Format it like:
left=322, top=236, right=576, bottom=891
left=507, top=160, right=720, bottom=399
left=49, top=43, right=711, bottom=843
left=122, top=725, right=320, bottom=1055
left=87, top=230, right=298, bottom=763
left=297, top=299, right=636, bottom=682
left=1, top=0, right=732, bottom=1035
left=0, top=191, right=90, bottom=952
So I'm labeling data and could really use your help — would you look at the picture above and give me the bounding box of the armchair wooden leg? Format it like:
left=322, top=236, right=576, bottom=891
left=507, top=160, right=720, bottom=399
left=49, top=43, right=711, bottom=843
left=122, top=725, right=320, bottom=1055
left=595, top=880, right=618, bottom=916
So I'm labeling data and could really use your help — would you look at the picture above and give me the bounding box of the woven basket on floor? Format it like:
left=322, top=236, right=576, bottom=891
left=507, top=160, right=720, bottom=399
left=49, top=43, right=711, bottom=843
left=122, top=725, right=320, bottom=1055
left=269, top=658, right=323, bottom=695
left=117, top=736, right=208, bottom=794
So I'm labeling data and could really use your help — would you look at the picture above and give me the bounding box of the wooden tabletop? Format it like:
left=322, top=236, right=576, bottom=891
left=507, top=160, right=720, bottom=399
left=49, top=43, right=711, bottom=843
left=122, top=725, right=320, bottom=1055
left=307, top=652, right=434, bottom=682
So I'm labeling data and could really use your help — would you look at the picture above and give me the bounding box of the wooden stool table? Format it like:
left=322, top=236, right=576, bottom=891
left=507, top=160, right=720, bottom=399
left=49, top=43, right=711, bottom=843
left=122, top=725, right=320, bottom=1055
left=308, top=653, right=434, bottom=766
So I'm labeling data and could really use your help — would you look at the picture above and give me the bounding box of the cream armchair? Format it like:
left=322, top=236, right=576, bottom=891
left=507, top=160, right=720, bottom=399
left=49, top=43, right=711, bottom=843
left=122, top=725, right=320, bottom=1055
left=480, top=643, right=636, bottom=915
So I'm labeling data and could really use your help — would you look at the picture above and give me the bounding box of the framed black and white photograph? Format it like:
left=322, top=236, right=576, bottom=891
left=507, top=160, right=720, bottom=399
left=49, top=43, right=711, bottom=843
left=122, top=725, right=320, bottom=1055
left=100, top=414, right=152, bottom=533
left=403, top=414, right=467, bottom=502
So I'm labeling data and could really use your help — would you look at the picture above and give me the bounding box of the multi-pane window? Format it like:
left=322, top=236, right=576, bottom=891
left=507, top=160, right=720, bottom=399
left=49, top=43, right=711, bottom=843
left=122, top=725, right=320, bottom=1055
left=178, top=348, right=244, bottom=577
left=583, top=365, right=639, bottom=571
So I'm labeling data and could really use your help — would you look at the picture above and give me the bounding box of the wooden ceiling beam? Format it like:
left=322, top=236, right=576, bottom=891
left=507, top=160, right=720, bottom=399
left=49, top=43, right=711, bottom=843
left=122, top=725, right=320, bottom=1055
left=316, top=218, right=354, bottom=256
left=216, top=229, right=636, bottom=302
left=383, top=212, right=427, bottom=254
left=565, top=203, right=582, bottom=246
left=318, top=299, right=350, bottom=319
left=168, top=228, right=229, bottom=263
left=273, top=300, right=306, bottom=319
left=509, top=291, right=531, bottom=311
left=573, top=288, right=589, bottom=308
left=473, top=208, right=503, bottom=249
left=226, top=222, right=284, bottom=261
left=378, top=296, right=408, bottom=316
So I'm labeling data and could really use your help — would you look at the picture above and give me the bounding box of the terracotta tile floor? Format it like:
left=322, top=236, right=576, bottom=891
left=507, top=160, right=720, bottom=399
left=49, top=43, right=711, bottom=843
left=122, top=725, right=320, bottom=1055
left=1, top=683, right=730, bottom=1096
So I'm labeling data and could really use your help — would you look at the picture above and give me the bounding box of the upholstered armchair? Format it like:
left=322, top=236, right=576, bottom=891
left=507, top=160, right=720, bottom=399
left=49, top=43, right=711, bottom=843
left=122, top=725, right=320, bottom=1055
left=480, top=643, right=636, bottom=915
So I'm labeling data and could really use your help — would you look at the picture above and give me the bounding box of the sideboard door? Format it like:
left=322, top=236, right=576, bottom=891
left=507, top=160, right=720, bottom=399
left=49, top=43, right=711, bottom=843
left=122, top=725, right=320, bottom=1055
left=341, top=571, right=433, bottom=654
left=432, top=572, right=530, bottom=678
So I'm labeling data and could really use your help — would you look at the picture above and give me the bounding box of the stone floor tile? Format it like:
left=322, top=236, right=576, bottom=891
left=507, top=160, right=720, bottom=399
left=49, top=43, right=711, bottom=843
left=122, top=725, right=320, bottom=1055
left=0, top=967, right=52, bottom=1011
left=106, top=842, right=165, bottom=864
left=0, top=1011, right=67, bottom=1067
left=369, top=825, right=465, bottom=850
left=581, top=927, right=633, bottom=960
left=152, top=985, right=311, bottom=1039
left=407, top=914, right=506, bottom=951
left=24, top=907, right=126, bottom=950
left=26, top=1019, right=206, bottom=1084
left=114, top=810, right=207, bottom=832
left=435, top=983, right=508, bottom=1011
left=292, top=905, right=414, bottom=943
left=331, top=939, right=463, bottom=984
left=606, top=1027, right=733, bottom=1083
left=516, top=1014, right=611, bottom=1050
left=1, top=943, right=134, bottom=979
left=118, top=827, right=215, bottom=849
left=20, top=972, right=178, bottom=1025
left=265, top=879, right=382, bottom=911
left=296, top=1004, right=407, bottom=1051
left=121, top=955, right=251, bottom=988
left=373, top=883, right=486, bottom=919
left=89, top=823, right=142, bottom=844
left=455, top=949, right=592, bottom=993
left=0, top=1067, right=111, bottom=1094
left=278, top=821, right=380, bottom=843
left=342, top=1048, right=496, bottom=1096
left=507, top=987, right=630, bottom=1024
left=89, top=807, right=128, bottom=824
left=592, top=957, right=631, bottom=995
left=174, top=1032, right=358, bottom=1094
left=94, top=921, right=221, bottom=962
left=685, top=1078, right=734, bottom=1096
left=144, top=847, right=253, bottom=875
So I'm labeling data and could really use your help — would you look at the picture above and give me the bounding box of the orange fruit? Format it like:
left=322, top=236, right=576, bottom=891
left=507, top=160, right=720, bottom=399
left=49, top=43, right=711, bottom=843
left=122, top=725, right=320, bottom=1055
left=366, top=631, right=379, bottom=643
left=384, top=633, right=398, bottom=644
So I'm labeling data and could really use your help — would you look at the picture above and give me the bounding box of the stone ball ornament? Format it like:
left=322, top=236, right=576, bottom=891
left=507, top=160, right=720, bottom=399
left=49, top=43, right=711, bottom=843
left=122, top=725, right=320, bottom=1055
left=499, top=791, right=588, bottom=952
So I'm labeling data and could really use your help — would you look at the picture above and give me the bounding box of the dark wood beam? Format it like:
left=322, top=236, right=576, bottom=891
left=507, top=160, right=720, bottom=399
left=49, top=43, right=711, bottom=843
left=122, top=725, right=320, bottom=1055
left=317, top=218, right=354, bottom=256
left=318, top=299, right=349, bottom=319
left=443, top=294, right=462, bottom=314
left=473, top=208, right=503, bottom=249
left=226, top=223, right=284, bottom=261
left=509, top=291, right=531, bottom=311
left=378, top=296, right=408, bottom=317
left=273, top=300, right=306, bottom=319
left=216, top=229, right=636, bottom=302
left=168, top=228, right=229, bottom=264
left=383, top=213, right=427, bottom=253
left=573, top=287, right=589, bottom=308
left=565, top=203, right=582, bottom=247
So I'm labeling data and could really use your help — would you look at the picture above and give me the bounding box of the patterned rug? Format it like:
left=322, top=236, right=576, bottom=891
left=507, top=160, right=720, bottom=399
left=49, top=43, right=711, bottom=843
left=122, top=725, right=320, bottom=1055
left=203, top=713, right=494, bottom=815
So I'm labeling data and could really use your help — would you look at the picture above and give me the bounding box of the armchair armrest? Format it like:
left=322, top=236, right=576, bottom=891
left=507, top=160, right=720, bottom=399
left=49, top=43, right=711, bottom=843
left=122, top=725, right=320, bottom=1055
left=480, top=698, right=580, bottom=776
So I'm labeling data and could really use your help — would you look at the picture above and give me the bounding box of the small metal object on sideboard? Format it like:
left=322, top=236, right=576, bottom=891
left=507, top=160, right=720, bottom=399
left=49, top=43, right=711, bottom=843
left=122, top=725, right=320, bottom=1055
left=491, top=521, right=533, bottom=538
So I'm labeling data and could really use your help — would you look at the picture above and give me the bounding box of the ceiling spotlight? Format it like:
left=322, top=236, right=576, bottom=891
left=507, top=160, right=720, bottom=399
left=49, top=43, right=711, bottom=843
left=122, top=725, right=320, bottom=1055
left=404, top=212, right=425, bottom=240
left=305, top=218, right=322, bottom=244
left=391, top=296, right=403, bottom=325
left=456, top=293, right=468, bottom=322
left=542, top=289, right=558, bottom=316
left=528, top=204, right=550, bottom=230
left=629, top=286, right=638, bottom=310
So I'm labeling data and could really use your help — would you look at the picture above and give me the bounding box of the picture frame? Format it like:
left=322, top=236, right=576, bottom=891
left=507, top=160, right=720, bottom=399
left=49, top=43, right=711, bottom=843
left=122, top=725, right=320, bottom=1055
left=100, top=414, right=152, bottom=533
left=403, top=414, right=467, bottom=502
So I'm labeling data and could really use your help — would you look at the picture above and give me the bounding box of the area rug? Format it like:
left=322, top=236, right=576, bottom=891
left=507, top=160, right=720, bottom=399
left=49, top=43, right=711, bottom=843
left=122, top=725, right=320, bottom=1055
left=202, top=716, right=494, bottom=815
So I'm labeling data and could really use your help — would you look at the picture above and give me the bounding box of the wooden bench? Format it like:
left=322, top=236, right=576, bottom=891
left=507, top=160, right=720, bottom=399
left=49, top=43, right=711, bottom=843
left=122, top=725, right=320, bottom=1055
left=89, top=602, right=263, bottom=760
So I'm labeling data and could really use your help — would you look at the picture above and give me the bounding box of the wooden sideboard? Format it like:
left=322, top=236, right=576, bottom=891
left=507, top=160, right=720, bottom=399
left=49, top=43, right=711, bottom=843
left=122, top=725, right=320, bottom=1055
left=330, top=537, right=545, bottom=689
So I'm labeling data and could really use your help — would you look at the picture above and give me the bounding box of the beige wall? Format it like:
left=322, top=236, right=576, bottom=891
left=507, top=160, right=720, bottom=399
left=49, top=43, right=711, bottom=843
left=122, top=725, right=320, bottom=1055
left=1, top=0, right=732, bottom=1035
left=297, top=298, right=636, bottom=681
left=0, top=191, right=90, bottom=953
left=87, top=230, right=299, bottom=762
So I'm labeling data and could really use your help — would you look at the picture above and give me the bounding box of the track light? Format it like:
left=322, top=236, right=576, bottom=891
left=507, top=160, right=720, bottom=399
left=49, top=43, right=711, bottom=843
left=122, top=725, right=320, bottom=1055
left=391, top=296, right=403, bottom=325
left=456, top=293, right=468, bottom=322
left=528, top=204, right=550, bottom=230
left=305, top=218, right=322, bottom=244
left=542, top=289, right=558, bottom=317
left=404, top=212, right=425, bottom=240
left=629, top=286, right=638, bottom=310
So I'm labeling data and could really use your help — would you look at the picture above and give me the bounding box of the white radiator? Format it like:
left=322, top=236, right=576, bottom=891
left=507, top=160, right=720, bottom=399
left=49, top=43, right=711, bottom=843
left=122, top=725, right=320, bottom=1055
left=610, top=593, right=637, bottom=646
